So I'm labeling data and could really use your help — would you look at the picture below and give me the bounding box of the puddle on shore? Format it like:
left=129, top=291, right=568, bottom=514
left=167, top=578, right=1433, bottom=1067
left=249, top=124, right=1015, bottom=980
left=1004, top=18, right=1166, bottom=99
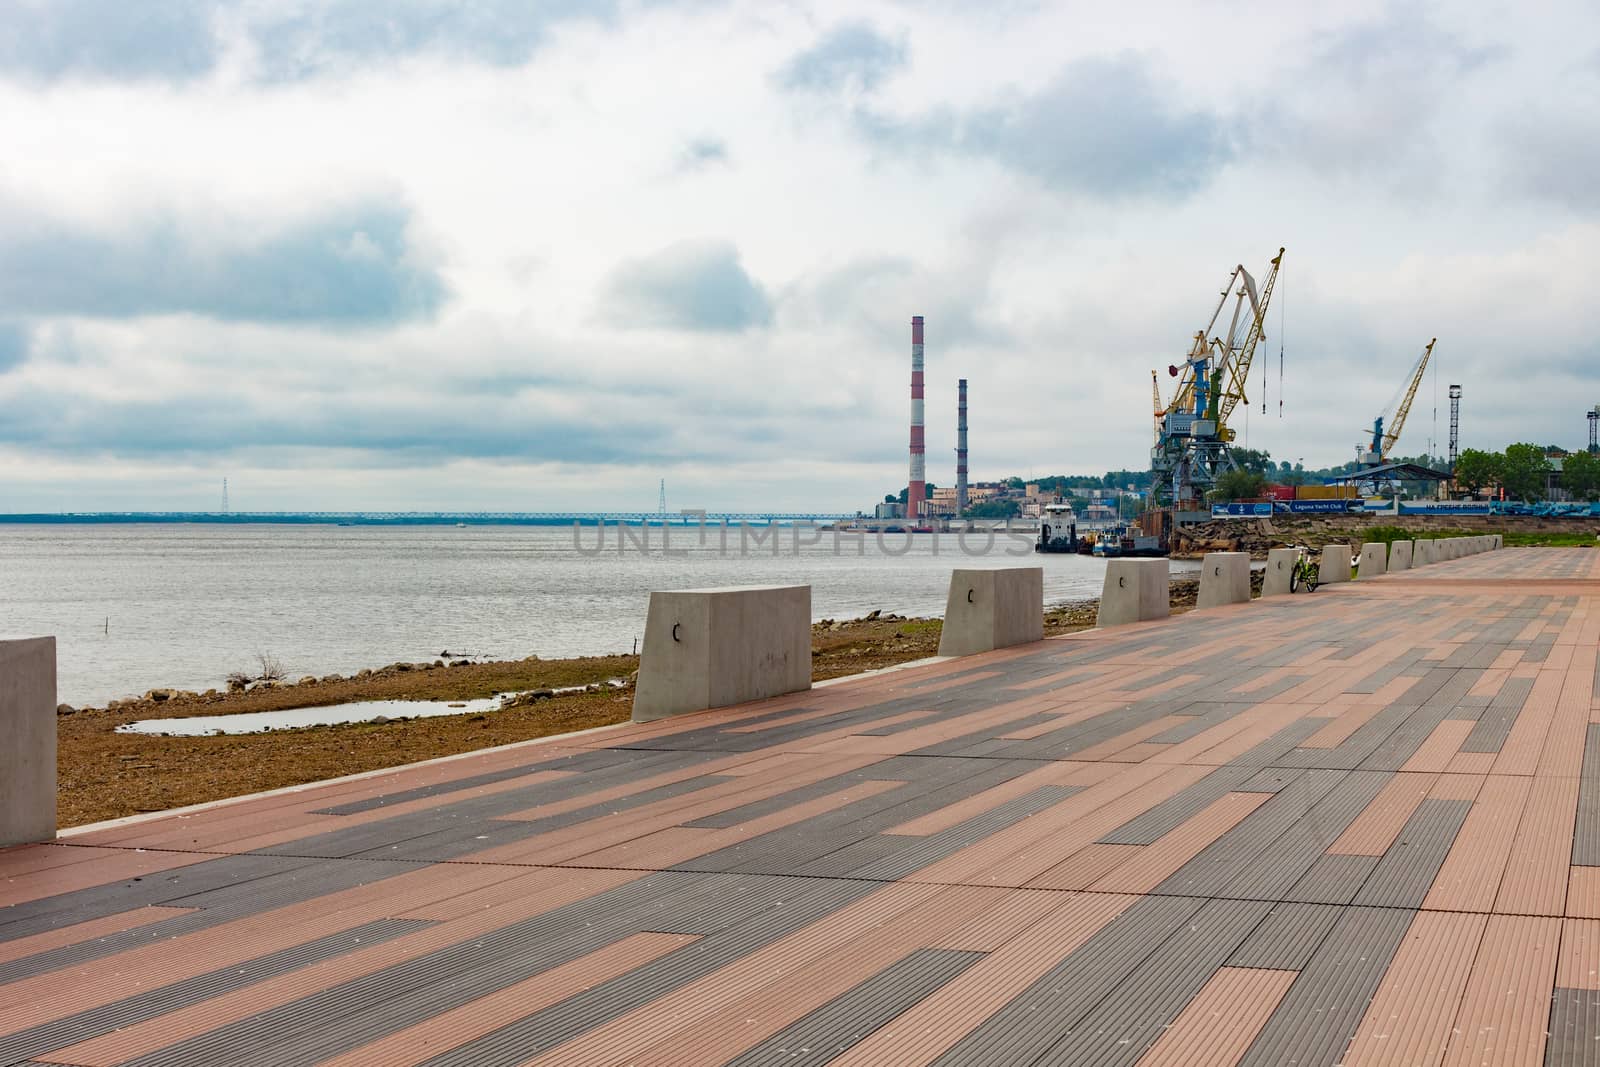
left=116, top=682, right=622, bottom=737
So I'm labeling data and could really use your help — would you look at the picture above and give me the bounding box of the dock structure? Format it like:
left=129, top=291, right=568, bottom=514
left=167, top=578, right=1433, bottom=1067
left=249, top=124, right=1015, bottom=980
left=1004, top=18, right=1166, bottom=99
left=4, top=548, right=1600, bottom=1065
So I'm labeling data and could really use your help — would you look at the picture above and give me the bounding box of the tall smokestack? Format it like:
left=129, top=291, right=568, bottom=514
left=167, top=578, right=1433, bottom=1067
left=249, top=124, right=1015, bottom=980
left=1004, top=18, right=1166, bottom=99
left=956, top=378, right=968, bottom=513
left=908, top=316, right=926, bottom=518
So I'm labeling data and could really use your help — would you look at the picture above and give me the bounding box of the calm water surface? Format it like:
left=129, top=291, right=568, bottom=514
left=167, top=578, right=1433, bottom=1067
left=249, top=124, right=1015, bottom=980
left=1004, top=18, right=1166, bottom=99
left=0, top=524, right=1191, bottom=705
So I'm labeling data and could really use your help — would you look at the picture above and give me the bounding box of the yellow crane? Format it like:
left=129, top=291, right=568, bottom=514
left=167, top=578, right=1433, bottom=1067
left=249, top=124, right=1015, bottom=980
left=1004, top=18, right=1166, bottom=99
left=1150, top=247, right=1284, bottom=508
left=1150, top=369, right=1163, bottom=442
left=1360, top=338, right=1436, bottom=466
left=1159, top=248, right=1284, bottom=443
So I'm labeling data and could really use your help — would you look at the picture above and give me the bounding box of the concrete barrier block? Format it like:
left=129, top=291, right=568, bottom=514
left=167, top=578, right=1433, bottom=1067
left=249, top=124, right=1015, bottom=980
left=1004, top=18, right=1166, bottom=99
left=1319, top=543, right=1354, bottom=585
left=1098, top=559, right=1169, bottom=627
left=1494, top=534, right=1503, bottom=549
left=1420, top=539, right=1438, bottom=565
left=1197, top=552, right=1251, bottom=609
left=938, top=567, right=1044, bottom=657
left=1, top=637, right=56, bottom=847
left=633, top=586, right=810, bottom=723
left=1357, top=542, right=1388, bottom=578
left=1388, top=540, right=1413, bottom=571
left=1263, top=548, right=1299, bottom=596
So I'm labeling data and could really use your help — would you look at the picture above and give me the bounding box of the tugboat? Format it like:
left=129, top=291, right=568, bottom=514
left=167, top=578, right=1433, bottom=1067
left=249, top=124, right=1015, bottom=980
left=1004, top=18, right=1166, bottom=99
left=1091, top=533, right=1123, bottom=557
left=1035, top=504, right=1079, bottom=554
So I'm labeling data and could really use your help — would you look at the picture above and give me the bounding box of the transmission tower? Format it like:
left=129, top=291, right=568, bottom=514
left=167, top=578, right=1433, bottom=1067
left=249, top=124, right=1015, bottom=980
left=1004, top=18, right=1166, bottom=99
left=222, top=478, right=229, bottom=515
left=1447, top=385, right=1462, bottom=470
left=658, top=479, right=666, bottom=515
left=1589, top=405, right=1598, bottom=453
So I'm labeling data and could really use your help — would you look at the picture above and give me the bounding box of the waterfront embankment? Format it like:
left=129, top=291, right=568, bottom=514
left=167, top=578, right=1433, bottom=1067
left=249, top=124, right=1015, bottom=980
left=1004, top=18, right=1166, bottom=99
left=55, top=580, right=1213, bottom=827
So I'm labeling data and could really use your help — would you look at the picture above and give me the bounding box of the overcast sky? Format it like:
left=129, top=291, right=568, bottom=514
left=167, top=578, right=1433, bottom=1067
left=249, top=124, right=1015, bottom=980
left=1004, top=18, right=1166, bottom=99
left=0, top=0, right=1594, bottom=513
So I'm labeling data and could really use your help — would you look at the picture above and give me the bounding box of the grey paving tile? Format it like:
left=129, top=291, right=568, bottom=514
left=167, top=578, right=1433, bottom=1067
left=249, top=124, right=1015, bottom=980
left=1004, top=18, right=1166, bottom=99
left=1030, top=898, right=1272, bottom=1067
left=1100, top=766, right=1262, bottom=845
left=1282, top=853, right=1381, bottom=905
left=0, top=919, right=427, bottom=1065
left=1155, top=769, right=1346, bottom=898
left=1461, top=676, right=1537, bottom=753
left=722, top=948, right=984, bottom=1066
left=1236, top=906, right=1414, bottom=1067
left=1219, top=771, right=1391, bottom=901
left=0, top=853, right=328, bottom=943
left=1547, top=987, right=1600, bottom=1067
left=1226, top=902, right=1341, bottom=970
left=929, top=895, right=1206, bottom=1067
left=127, top=873, right=871, bottom=1067
left=1351, top=798, right=1471, bottom=908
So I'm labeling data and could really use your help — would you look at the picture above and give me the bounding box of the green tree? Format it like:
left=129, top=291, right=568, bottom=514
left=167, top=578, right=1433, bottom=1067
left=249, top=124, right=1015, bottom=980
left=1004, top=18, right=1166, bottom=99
left=1230, top=447, right=1273, bottom=476
left=1500, top=443, right=1551, bottom=502
left=1453, top=449, right=1502, bottom=495
left=1562, top=450, right=1600, bottom=501
left=965, top=498, right=1020, bottom=518
left=1212, top=468, right=1268, bottom=501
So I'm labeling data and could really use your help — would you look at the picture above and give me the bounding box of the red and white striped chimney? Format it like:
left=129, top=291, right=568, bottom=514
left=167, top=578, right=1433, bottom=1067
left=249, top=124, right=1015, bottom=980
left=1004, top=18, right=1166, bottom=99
left=908, top=316, right=926, bottom=518
left=956, top=378, right=968, bottom=513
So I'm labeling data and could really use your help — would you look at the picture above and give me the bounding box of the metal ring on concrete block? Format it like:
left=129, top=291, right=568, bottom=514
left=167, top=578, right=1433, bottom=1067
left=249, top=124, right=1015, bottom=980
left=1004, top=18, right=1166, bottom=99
left=1197, top=552, right=1250, bottom=609
left=634, top=586, right=811, bottom=723
left=1098, top=559, right=1169, bottom=626
left=939, top=568, right=1043, bottom=657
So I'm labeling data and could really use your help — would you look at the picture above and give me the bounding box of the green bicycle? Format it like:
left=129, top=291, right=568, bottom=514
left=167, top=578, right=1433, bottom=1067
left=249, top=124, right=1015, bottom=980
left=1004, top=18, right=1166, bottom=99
left=1289, top=548, right=1319, bottom=593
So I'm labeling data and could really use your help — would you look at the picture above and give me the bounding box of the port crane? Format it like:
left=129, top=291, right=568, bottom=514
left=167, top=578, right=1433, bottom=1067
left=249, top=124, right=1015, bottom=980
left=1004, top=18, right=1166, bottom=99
left=1358, top=338, right=1435, bottom=467
left=1150, top=247, right=1284, bottom=509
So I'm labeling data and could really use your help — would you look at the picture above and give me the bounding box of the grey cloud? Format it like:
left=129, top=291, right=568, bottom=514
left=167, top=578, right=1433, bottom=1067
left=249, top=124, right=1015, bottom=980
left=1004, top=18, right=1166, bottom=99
left=0, top=0, right=214, bottom=81
left=777, top=22, right=906, bottom=94
left=0, top=203, right=446, bottom=325
left=247, top=0, right=608, bottom=82
left=676, top=137, right=730, bottom=173
left=599, top=241, right=773, bottom=332
left=785, top=255, right=1008, bottom=349
left=0, top=323, right=28, bottom=372
left=1246, top=11, right=1503, bottom=177
left=0, top=0, right=613, bottom=82
left=860, top=54, right=1230, bottom=200
left=0, top=380, right=647, bottom=464
left=1497, top=54, right=1600, bottom=211
left=1499, top=119, right=1600, bottom=211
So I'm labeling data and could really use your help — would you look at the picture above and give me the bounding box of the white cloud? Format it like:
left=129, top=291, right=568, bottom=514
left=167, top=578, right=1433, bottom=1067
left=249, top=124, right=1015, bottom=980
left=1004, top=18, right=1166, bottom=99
left=0, top=0, right=1596, bottom=512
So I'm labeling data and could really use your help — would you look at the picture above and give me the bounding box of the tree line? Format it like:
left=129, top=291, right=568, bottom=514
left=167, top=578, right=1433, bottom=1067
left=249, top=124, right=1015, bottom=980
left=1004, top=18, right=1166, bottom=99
left=889, top=442, right=1599, bottom=513
left=1455, top=445, right=1599, bottom=502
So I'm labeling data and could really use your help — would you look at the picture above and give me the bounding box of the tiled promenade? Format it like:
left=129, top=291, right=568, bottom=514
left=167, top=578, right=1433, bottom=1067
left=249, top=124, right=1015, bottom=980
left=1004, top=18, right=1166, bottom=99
left=4, top=546, right=1600, bottom=1066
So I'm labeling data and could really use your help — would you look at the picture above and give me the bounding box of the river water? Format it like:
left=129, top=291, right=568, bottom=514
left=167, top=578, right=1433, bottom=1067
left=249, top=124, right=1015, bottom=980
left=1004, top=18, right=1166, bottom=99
left=0, top=523, right=1193, bottom=706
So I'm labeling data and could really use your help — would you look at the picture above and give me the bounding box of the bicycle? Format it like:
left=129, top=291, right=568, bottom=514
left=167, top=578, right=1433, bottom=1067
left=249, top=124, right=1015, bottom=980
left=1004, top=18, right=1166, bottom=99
left=1289, top=547, right=1319, bottom=593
